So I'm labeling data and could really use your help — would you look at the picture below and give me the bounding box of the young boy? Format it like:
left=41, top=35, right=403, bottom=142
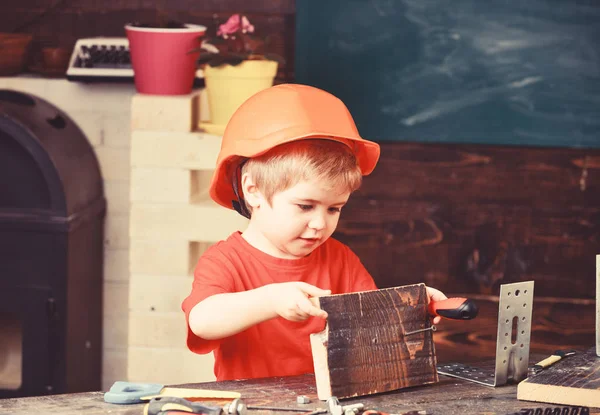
left=182, top=84, right=446, bottom=381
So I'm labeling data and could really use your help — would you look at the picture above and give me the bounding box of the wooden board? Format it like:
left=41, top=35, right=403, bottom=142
left=310, top=283, right=438, bottom=400
left=518, top=347, right=600, bottom=407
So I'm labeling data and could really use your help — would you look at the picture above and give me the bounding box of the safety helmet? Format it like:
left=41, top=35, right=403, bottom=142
left=209, top=83, right=380, bottom=215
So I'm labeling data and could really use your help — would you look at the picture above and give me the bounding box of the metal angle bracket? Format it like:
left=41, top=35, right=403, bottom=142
left=437, top=281, right=534, bottom=387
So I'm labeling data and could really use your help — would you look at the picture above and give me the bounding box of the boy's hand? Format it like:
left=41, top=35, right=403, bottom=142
left=265, top=282, right=330, bottom=322
left=426, top=286, right=448, bottom=325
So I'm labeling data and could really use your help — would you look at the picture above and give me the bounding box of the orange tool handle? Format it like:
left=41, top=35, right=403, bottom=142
left=428, top=297, right=479, bottom=320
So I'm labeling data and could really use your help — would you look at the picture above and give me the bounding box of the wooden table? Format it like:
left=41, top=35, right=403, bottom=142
left=2, top=370, right=599, bottom=415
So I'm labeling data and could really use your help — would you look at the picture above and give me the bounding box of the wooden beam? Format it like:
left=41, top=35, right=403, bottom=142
left=310, top=284, right=438, bottom=400
left=517, top=347, right=600, bottom=407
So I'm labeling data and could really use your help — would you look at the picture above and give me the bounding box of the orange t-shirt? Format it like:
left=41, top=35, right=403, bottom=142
left=181, top=231, right=377, bottom=381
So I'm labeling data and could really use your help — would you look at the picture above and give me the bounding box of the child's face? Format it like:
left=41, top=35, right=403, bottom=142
left=251, top=178, right=350, bottom=259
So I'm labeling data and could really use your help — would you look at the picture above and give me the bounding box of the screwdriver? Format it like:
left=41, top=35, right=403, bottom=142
left=429, top=298, right=479, bottom=320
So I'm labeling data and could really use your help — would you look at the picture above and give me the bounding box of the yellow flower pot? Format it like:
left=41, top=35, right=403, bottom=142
left=200, top=60, right=278, bottom=135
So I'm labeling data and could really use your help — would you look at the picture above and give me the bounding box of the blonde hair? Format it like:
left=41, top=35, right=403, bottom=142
left=241, top=139, right=363, bottom=208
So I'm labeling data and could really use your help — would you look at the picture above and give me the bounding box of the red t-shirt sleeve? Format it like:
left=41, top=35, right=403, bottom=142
left=181, top=251, right=236, bottom=354
left=344, top=244, right=378, bottom=292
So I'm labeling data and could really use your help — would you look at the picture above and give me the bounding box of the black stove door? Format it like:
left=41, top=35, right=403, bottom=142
left=0, top=285, right=60, bottom=398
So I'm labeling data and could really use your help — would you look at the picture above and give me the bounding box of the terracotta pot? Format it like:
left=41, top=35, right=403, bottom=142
left=125, top=24, right=206, bottom=95
left=41, top=47, right=71, bottom=72
left=0, top=33, right=33, bottom=76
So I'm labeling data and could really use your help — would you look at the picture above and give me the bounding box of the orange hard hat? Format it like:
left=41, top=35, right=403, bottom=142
left=209, top=83, right=381, bottom=212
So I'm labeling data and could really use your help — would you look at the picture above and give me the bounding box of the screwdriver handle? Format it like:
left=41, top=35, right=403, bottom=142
left=428, top=297, right=479, bottom=320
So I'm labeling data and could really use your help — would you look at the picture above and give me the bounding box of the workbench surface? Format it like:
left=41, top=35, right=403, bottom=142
left=1, top=372, right=597, bottom=415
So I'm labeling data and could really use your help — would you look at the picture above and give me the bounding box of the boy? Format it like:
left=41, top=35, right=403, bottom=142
left=182, top=84, right=446, bottom=381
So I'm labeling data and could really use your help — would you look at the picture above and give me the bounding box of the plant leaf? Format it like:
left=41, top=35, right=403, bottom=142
left=197, top=52, right=218, bottom=65
left=222, top=55, right=245, bottom=66
left=207, top=55, right=229, bottom=67
left=264, top=53, right=286, bottom=65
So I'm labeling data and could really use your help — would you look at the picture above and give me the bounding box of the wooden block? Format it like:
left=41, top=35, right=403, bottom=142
left=517, top=347, right=600, bottom=407
left=131, top=91, right=200, bottom=132
left=129, top=274, right=192, bottom=313
left=131, top=130, right=222, bottom=170
left=129, top=240, right=190, bottom=276
left=128, top=311, right=186, bottom=348
left=131, top=167, right=192, bottom=203
left=131, top=167, right=213, bottom=204
left=128, top=347, right=216, bottom=384
left=129, top=203, right=248, bottom=241
left=310, top=283, right=438, bottom=400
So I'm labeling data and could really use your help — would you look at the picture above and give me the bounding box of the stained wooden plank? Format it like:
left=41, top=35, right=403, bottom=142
left=354, top=143, right=600, bottom=207
left=334, top=143, right=600, bottom=299
left=337, top=199, right=600, bottom=297
left=518, top=347, right=600, bottom=407
left=310, top=284, right=438, bottom=400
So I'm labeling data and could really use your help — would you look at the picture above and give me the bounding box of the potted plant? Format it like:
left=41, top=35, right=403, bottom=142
left=125, top=18, right=206, bottom=95
left=195, top=14, right=285, bottom=134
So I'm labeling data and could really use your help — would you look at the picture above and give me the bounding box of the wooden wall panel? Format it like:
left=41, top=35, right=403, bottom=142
left=335, top=142, right=600, bottom=299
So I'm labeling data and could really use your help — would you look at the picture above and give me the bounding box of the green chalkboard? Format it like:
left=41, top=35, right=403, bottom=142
left=296, top=0, right=600, bottom=148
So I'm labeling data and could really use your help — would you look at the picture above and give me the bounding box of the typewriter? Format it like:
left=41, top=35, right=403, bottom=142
left=66, top=37, right=203, bottom=82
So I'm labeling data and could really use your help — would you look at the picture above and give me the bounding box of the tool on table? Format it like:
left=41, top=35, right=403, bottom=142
left=527, top=350, right=576, bottom=377
left=104, top=381, right=241, bottom=404
left=429, top=297, right=479, bottom=320
left=224, top=398, right=322, bottom=415
left=297, top=396, right=311, bottom=404
left=145, top=396, right=222, bottom=415
left=326, top=396, right=364, bottom=415
left=302, top=397, right=366, bottom=415
left=437, top=281, right=534, bottom=387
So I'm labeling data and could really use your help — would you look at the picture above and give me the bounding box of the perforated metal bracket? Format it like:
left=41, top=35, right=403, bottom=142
left=437, top=281, right=534, bottom=387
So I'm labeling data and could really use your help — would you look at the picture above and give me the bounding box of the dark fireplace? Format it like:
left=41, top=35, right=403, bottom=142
left=0, top=90, right=105, bottom=397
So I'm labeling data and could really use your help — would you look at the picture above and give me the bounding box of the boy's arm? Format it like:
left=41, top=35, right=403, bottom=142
left=189, top=282, right=330, bottom=340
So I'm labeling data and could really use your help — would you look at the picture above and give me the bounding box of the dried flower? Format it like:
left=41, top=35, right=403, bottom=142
left=217, top=14, right=255, bottom=36
left=193, top=13, right=285, bottom=67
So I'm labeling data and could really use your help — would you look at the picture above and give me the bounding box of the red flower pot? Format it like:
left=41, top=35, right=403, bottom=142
left=125, top=24, right=206, bottom=95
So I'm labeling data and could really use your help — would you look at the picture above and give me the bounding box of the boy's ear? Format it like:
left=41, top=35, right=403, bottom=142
left=241, top=172, right=264, bottom=208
